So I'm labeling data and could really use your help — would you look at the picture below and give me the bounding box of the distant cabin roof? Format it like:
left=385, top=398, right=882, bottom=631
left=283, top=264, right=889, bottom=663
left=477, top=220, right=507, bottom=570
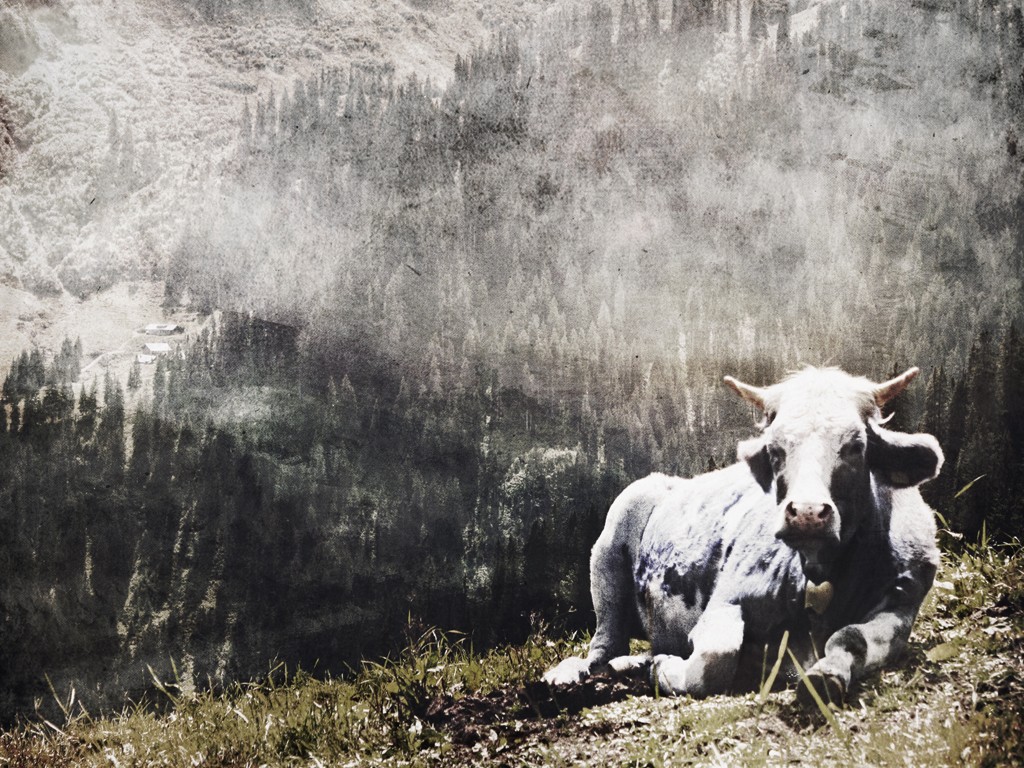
left=145, top=323, right=181, bottom=334
left=144, top=342, right=172, bottom=353
left=137, top=354, right=157, bottom=364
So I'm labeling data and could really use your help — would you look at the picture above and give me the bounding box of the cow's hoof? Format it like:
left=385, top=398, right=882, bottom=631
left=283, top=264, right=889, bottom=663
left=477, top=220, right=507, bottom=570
left=796, top=670, right=846, bottom=708
left=650, top=654, right=688, bottom=696
left=607, top=654, right=651, bottom=677
left=543, top=656, right=591, bottom=686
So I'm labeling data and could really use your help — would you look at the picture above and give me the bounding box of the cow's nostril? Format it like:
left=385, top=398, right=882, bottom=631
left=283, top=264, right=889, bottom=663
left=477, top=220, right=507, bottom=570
left=817, top=503, right=834, bottom=521
left=785, top=502, right=798, bottom=519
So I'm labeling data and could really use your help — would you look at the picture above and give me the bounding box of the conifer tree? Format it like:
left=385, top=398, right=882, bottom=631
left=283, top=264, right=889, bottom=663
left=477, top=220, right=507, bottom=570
left=953, top=330, right=1010, bottom=537
left=8, top=398, right=19, bottom=434
left=28, top=348, right=46, bottom=392
left=1002, top=324, right=1024, bottom=456
left=77, top=381, right=99, bottom=442
left=99, top=373, right=126, bottom=481
left=127, top=358, right=141, bottom=390
left=153, top=357, right=167, bottom=407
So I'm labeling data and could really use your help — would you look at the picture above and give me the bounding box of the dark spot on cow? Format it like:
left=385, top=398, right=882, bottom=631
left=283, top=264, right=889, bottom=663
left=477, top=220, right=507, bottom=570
left=698, top=539, right=724, bottom=608
left=724, top=543, right=734, bottom=563
left=662, top=565, right=699, bottom=608
left=747, top=550, right=777, bottom=580
left=722, top=493, right=743, bottom=514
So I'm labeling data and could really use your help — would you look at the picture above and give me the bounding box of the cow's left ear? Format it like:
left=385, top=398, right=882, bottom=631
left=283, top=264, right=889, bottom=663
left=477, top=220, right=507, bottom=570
left=867, top=422, right=944, bottom=488
left=738, top=435, right=773, bottom=492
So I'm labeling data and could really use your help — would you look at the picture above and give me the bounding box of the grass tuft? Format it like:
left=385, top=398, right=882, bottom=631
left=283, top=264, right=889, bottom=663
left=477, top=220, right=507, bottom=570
left=757, top=629, right=789, bottom=704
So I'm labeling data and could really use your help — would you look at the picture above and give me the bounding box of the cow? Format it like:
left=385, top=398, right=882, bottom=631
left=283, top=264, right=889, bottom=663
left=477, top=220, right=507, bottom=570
left=543, top=366, right=942, bottom=704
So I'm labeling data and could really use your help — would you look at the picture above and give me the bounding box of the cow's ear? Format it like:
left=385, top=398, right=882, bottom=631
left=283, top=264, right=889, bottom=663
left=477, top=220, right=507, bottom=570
left=738, top=435, right=773, bottom=492
left=867, top=422, right=944, bottom=488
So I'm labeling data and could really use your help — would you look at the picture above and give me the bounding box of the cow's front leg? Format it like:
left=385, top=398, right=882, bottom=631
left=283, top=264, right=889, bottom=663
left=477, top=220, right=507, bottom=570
left=801, top=607, right=915, bottom=705
left=543, top=529, right=636, bottom=685
left=800, top=570, right=933, bottom=705
left=651, top=603, right=744, bottom=697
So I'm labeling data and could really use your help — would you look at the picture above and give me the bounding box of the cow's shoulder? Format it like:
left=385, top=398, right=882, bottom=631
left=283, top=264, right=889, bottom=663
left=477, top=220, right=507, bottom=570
left=623, top=471, right=685, bottom=498
left=642, top=463, right=772, bottom=531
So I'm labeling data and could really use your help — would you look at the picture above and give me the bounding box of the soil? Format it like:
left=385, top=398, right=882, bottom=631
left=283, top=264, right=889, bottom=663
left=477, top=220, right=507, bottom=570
left=425, top=674, right=651, bottom=747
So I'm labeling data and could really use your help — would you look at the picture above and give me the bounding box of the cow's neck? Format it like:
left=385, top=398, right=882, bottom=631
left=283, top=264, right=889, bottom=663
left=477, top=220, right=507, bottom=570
left=811, top=510, right=896, bottom=626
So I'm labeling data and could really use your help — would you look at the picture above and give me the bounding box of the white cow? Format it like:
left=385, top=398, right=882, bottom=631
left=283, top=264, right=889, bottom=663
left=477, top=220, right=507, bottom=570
left=545, top=367, right=942, bottom=703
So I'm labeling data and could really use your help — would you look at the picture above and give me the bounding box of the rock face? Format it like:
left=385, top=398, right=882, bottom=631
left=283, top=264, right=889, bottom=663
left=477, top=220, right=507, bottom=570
left=0, top=95, right=13, bottom=179
left=0, top=5, right=40, bottom=77
left=0, top=1, right=40, bottom=179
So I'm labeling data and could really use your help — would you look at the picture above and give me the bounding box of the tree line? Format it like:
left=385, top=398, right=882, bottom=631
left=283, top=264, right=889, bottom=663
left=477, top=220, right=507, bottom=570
left=171, top=0, right=1023, bottom=401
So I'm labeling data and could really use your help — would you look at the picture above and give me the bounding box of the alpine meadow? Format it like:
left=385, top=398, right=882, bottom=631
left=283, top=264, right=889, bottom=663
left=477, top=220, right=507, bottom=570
left=0, top=0, right=1023, bottom=764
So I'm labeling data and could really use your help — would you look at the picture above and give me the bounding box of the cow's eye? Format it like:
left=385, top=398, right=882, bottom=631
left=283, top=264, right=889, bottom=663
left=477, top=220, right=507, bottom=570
left=767, top=445, right=785, bottom=472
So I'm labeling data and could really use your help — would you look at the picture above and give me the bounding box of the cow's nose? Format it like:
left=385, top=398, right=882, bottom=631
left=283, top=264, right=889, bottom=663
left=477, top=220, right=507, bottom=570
left=784, top=501, right=834, bottom=529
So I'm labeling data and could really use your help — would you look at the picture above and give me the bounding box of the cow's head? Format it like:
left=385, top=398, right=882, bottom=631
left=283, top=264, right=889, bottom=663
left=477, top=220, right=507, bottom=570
left=724, top=367, right=943, bottom=582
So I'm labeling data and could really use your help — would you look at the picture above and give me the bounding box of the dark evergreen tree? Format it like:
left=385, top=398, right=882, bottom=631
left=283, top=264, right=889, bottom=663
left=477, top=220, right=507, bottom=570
left=1002, top=324, right=1024, bottom=457
left=952, top=330, right=1010, bottom=537
left=127, top=358, right=141, bottom=390
left=77, top=381, right=99, bottom=443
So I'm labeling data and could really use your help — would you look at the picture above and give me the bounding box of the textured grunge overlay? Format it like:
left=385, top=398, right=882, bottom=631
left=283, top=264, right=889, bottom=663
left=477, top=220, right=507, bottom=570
left=0, top=0, right=1021, bottom=723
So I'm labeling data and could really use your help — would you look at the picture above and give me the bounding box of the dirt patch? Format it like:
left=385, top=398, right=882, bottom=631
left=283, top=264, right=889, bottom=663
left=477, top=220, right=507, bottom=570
left=425, top=674, right=651, bottom=747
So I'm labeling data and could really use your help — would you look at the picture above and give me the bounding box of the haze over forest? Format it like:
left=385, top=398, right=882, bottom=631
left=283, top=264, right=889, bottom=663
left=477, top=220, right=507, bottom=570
left=0, top=0, right=1022, bottom=718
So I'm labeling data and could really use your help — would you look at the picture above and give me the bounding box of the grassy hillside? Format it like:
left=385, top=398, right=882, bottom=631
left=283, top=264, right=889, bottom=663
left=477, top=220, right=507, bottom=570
left=0, top=539, right=1020, bottom=767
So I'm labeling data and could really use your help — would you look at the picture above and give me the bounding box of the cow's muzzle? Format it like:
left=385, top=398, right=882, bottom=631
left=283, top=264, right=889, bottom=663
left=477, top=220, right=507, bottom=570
left=776, top=500, right=837, bottom=544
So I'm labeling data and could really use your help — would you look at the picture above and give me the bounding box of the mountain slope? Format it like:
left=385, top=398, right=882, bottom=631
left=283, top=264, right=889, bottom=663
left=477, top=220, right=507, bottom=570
left=0, top=0, right=552, bottom=295
left=0, top=0, right=554, bottom=366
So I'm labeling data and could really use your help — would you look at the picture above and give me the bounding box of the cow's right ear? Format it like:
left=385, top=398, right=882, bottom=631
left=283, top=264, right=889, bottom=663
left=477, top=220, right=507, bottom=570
left=738, top=435, right=773, bottom=492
